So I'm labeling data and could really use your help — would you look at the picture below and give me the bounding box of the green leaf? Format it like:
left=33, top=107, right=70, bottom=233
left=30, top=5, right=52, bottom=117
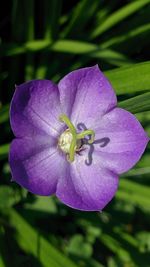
left=105, top=61, right=150, bottom=94
left=62, top=0, right=100, bottom=38
left=24, top=0, right=35, bottom=81
left=120, top=179, right=150, bottom=200
left=119, top=92, right=150, bottom=113
left=0, top=144, right=9, bottom=160
left=117, top=190, right=150, bottom=209
left=100, top=228, right=150, bottom=266
left=100, top=23, right=150, bottom=49
left=136, top=232, right=150, bottom=252
left=0, top=186, right=21, bottom=210
left=51, top=40, right=132, bottom=66
left=0, top=104, right=9, bottom=123
left=0, top=255, right=5, bottom=267
left=7, top=208, right=78, bottom=267
left=1, top=40, right=50, bottom=57
left=100, top=234, right=131, bottom=260
left=25, top=196, right=57, bottom=213
left=91, top=0, right=150, bottom=38
left=117, top=179, right=150, bottom=210
left=136, top=111, right=150, bottom=134
left=1, top=40, right=132, bottom=66
left=67, top=234, right=92, bottom=259
left=43, top=0, right=62, bottom=40
left=125, top=167, right=150, bottom=177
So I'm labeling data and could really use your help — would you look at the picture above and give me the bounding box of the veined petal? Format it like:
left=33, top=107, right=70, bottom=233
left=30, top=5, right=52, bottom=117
left=93, top=107, right=149, bottom=174
left=9, top=137, right=67, bottom=195
left=10, top=80, right=63, bottom=138
left=58, top=65, right=117, bottom=128
left=56, top=153, right=118, bottom=211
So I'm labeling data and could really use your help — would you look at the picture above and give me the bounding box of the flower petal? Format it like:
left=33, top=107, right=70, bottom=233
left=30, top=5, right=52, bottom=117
left=56, top=153, right=118, bottom=211
left=58, top=65, right=117, bottom=127
left=10, top=80, right=63, bottom=138
left=93, top=107, right=149, bottom=174
left=9, top=137, right=67, bottom=195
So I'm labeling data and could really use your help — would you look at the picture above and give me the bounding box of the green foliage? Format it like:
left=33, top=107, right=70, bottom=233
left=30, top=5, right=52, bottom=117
left=91, top=0, right=150, bottom=38
left=119, top=92, right=150, bottom=113
left=0, top=144, right=9, bottom=160
left=0, top=1, right=150, bottom=267
left=105, top=62, right=150, bottom=94
left=5, top=209, right=78, bottom=267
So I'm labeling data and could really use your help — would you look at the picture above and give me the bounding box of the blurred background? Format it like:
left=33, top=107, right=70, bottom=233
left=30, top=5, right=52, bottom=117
left=0, top=1, right=150, bottom=267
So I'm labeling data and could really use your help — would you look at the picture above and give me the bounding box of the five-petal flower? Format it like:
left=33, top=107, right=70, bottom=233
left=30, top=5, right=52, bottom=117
left=9, top=65, right=149, bottom=211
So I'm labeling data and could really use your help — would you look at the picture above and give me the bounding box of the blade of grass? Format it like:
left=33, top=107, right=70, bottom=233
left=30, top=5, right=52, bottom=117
left=0, top=186, right=21, bottom=210
left=6, top=208, right=78, bottom=267
left=9, top=0, right=23, bottom=87
left=1, top=40, right=132, bottom=67
left=125, top=167, right=150, bottom=177
left=24, top=0, right=35, bottom=81
left=105, top=61, right=150, bottom=94
left=0, top=104, right=9, bottom=123
left=136, top=153, right=150, bottom=170
left=100, top=234, right=131, bottom=261
left=43, top=0, right=62, bottom=41
left=118, top=92, right=150, bottom=113
left=101, top=4, right=150, bottom=55
left=0, top=230, right=6, bottom=267
left=91, top=0, right=150, bottom=38
left=116, top=190, right=150, bottom=210
left=51, top=40, right=133, bottom=66
left=61, top=0, right=100, bottom=38
left=0, top=257, right=5, bottom=267
left=2, top=41, right=150, bottom=81
left=119, top=179, right=150, bottom=200
left=95, top=1, right=117, bottom=26
left=100, top=23, right=150, bottom=49
left=35, top=0, right=62, bottom=79
left=0, top=144, right=9, bottom=160
left=136, top=111, right=150, bottom=134
left=100, top=230, right=149, bottom=266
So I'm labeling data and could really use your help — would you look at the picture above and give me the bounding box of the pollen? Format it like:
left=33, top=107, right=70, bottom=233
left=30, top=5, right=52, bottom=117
left=58, top=129, right=74, bottom=154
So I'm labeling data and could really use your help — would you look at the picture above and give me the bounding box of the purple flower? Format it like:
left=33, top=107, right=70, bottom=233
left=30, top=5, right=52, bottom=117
left=9, top=66, right=149, bottom=211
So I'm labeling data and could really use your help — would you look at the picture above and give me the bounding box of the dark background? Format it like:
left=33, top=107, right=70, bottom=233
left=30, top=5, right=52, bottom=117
left=0, top=1, right=150, bottom=267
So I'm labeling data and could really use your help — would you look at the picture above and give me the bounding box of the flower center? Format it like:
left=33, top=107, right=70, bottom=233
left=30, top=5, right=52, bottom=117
left=58, top=114, right=95, bottom=162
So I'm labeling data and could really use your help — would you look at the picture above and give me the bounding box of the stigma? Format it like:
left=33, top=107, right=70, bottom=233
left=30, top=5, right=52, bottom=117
left=58, top=114, right=95, bottom=162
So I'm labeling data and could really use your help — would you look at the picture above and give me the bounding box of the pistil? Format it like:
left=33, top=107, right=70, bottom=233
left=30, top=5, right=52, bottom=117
left=59, top=114, right=95, bottom=162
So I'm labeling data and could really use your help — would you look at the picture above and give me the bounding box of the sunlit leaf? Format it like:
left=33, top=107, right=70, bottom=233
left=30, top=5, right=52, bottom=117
left=0, top=186, right=21, bottom=210
left=119, top=92, right=150, bottom=113
left=117, top=179, right=150, bottom=210
left=0, top=255, right=5, bottom=267
left=106, top=61, right=150, bottom=94
left=0, top=144, right=9, bottom=160
left=7, top=209, right=78, bottom=267
left=1, top=40, right=132, bottom=66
